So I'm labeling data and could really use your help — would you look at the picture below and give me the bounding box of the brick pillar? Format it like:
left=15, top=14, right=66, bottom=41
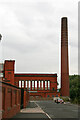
left=18, top=81, right=19, bottom=88
left=4, top=88, right=7, bottom=111
left=27, top=81, right=29, bottom=90
left=34, top=81, right=35, bottom=90
left=24, top=81, right=25, bottom=88
left=47, top=81, right=48, bottom=90
left=12, top=89, right=14, bottom=107
left=16, top=91, right=18, bottom=105
left=50, top=81, right=51, bottom=90
left=21, top=81, right=22, bottom=88
left=31, top=81, right=32, bottom=90
left=40, top=81, right=42, bottom=90
left=37, top=81, right=39, bottom=90
left=61, top=17, right=69, bottom=97
left=43, top=81, right=45, bottom=90
left=23, top=89, right=26, bottom=108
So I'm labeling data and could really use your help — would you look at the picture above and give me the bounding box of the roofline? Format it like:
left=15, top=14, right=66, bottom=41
left=15, top=73, right=57, bottom=75
left=14, top=73, right=57, bottom=77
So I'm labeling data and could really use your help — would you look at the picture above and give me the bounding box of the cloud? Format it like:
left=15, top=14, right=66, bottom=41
left=0, top=0, right=79, bottom=88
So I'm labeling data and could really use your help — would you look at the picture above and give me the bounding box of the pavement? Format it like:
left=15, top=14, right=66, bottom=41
left=10, top=100, right=79, bottom=120
left=10, top=101, right=49, bottom=120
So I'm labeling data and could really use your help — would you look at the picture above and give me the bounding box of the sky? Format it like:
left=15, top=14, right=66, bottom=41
left=0, top=0, right=79, bottom=88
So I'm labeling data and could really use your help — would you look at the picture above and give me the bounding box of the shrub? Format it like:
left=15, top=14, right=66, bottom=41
left=71, top=98, right=78, bottom=104
left=60, top=96, right=70, bottom=102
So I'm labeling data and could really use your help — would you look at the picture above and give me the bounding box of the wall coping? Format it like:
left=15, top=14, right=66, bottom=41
left=0, top=81, right=20, bottom=89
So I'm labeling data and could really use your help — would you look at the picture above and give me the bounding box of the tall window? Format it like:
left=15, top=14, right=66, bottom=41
left=45, top=81, right=47, bottom=90
left=29, top=81, right=31, bottom=90
left=32, top=81, right=34, bottom=90
left=22, top=81, right=24, bottom=88
left=41, top=81, right=43, bottom=90
left=39, top=81, right=40, bottom=90
left=19, top=81, right=21, bottom=88
left=0, top=63, right=3, bottom=71
left=48, top=81, right=50, bottom=90
left=26, top=81, right=27, bottom=88
left=35, top=81, right=37, bottom=90
left=0, top=73, right=3, bottom=77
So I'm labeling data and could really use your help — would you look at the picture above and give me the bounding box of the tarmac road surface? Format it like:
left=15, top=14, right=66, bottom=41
left=35, top=100, right=78, bottom=119
left=10, top=100, right=79, bottom=120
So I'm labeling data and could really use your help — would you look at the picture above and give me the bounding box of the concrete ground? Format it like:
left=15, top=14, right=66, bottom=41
left=10, top=100, right=79, bottom=120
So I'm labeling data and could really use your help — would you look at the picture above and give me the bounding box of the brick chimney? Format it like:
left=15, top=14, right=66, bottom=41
left=61, top=17, right=69, bottom=97
left=4, top=60, right=15, bottom=85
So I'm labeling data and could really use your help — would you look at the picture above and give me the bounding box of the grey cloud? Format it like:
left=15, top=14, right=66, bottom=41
left=0, top=0, right=78, bottom=88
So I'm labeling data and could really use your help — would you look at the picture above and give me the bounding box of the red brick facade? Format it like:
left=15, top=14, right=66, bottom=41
left=4, top=60, right=15, bottom=85
left=3, top=60, right=60, bottom=98
left=1, top=59, right=60, bottom=119
left=2, top=82, right=21, bottom=118
left=1, top=60, right=30, bottom=119
left=14, top=73, right=60, bottom=98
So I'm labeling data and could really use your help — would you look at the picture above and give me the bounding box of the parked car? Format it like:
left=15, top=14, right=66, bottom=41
left=55, top=98, right=64, bottom=104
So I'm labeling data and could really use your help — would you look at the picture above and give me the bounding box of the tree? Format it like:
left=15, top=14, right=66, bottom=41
left=69, top=75, right=79, bottom=104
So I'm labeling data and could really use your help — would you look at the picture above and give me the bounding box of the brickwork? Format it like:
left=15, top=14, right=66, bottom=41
left=14, top=73, right=59, bottom=98
left=61, top=17, right=69, bottom=97
left=23, top=89, right=29, bottom=108
left=2, top=60, right=60, bottom=99
left=1, top=60, right=30, bottom=119
left=2, top=82, right=21, bottom=119
left=4, top=60, right=15, bottom=85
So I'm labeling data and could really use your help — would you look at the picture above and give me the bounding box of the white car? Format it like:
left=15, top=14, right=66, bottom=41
left=55, top=98, right=64, bottom=104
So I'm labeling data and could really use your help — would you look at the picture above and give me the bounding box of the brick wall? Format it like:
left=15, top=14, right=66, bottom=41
left=23, top=89, right=29, bottom=108
left=14, top=73, right=59, bottom=98
left=2, top=82, right=21, bottom=119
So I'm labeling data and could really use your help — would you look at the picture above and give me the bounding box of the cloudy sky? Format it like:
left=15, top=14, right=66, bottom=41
left=0, top=0, right=78, bottom=87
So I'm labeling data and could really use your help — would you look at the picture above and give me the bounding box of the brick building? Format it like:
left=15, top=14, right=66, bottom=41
left=2, top=60, right=60, bottom=99
left=1, top=61, right=29, bottom=119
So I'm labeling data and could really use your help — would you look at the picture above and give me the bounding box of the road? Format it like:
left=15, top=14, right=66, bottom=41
left=35, top=100, right=78, bottom=119
left=11, top=100, right=78, bottom=119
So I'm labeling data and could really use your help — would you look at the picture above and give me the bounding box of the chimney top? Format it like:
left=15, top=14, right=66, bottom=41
left=61, top=17, right=67, bottom=19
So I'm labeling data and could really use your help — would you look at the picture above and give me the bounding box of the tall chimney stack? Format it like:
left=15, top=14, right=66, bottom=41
left=61, top=17, right=69, bottom=97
